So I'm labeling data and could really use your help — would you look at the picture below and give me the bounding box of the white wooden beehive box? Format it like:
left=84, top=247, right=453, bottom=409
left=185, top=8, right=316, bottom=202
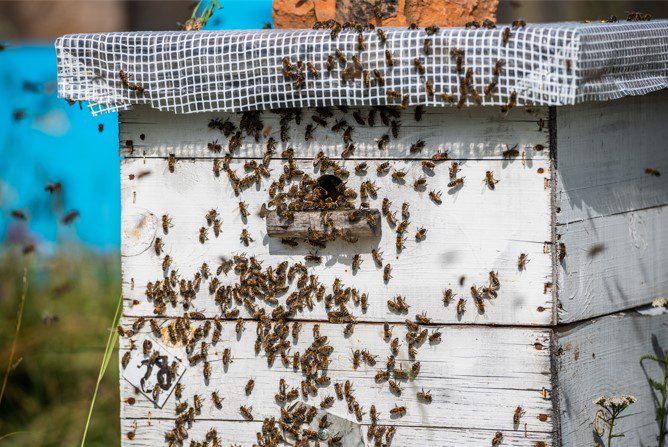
left=56, top=21, right=668, bottom=446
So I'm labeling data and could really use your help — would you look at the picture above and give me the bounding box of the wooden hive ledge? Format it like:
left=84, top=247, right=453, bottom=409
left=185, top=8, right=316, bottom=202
left=266, top=209, right=382, bottom=238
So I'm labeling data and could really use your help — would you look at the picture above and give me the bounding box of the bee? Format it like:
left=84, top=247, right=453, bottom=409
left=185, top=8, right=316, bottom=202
left=492, top=431, right=504, bottom=446
left=378, top=134, right=390, bottom=150
left=306, top=62, right=318, bottom=78
left=334, top=382, right=344, bottom=400
left=415, top=312, right=431, bottom=324
left=335, top=48, right=347, bottom=65
left=344, top=322, right=355, bottom=337
left=161, top=255, right=172, bottom=272
left=484, top=170, right=499, bottom=189
left=174, top=383, right=184, bottom=400
left=142, top=339, right=152, bottom=355
left=240, top=229, right=253, bottom=246
left=351, top=254, right=363, bottom=273
left=385, top=50, right=395, bottom=66
left=390, top=405, right=406, bottom=417
left=238, top=202, right=250, bottom=218
left=512, top=19, right=526, bottom=27
left=448, top=162, right=460, bottom=180
left=383, top=264, right=392, bottom=282
left=211, top=218, right=222, bottom=237
left=377, top=28, right=387, bottom=45
left=153, top=237, right=164, bottom=255
left=121, top=351, right=131, bottom=369
left=205, top=209, right=218, bottom=226
left=357, top=33, right=366, bottom=51
left=305, top=252, right=322, bottom=264
left=492, top=59, right=505, bottom=77
left=645, top=168, right=661, bottom=176
left=391, top=120, right=400, bottom=138
left=428, top=329, right=442, bottom=343
left=513, top=406, right=525, bottom=425
left=376, top=161, right=390, bottom=174
left=484, top=80, right=497, bottom=96
left=167, top=154, right=176, bottom=173
left=401, top=94, right=410, bottom=109
left=450, top=48, right=465, bottom=72
left=389, top=380, right=402, bottom=395
left=240, top=405, right=253, bottom=420
left=391, top=169, right=407, bottom=181
left=429, top=190, right=442, bottom=205
left=243, top=378, right=255, bottom=395
left=413, top=176, right=427, bottom=189
left=199, top=227, right=208, bottom=243
left=319, top=395, right=335, bottom=409
left=235, top=318, right=245, bottom=334
left=502, top=144, right=519, bottom=158
left=372, top=249, right=383, bottom=266
left=222, top=348, right=233, bottom=366
left=203, top=361, right=211, bottom=380
left=207, top=140, right=222, bottom=152
left=502, top=27, right=511, bottom=44
left=361, top=350, right=377, bottom=366
left=417, top=388, right=432, bottom=403
left=44, top=182, right=62, bottom=194
left=448, top=177, right=465, bottom=188
left=432, top=150, right=449, bottom=161
left=401, top=202, right=410, bottom=220
left=456, top=298, right=466, bottom=315
left=326, top=55, right=336, bottom=72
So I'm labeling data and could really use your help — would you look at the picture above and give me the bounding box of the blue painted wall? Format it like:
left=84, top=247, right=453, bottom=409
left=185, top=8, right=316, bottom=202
left=0, top=0, right=273, bottom=250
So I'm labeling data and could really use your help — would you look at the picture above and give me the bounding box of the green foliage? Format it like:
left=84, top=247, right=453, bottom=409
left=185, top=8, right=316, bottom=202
left=640, top=353, right=668, bottom=447
left=0, top=248, right=120, bottom=447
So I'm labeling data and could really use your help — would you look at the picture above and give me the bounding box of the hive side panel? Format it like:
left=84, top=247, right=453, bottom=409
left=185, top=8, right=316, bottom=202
left=555, top=309, right=668, bottom=447
left=555, top=90, right=668, bottom=224
left=119, top=319, right=554, bottom=446
left=119, top=105, right=550, bottom=160
left=120, top=157, right=553, bottom=325
left=556, top=205, right=668, bottom=323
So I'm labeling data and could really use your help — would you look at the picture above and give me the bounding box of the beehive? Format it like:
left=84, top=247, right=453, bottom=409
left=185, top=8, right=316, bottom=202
left=57, top=21, right=668, bottom=446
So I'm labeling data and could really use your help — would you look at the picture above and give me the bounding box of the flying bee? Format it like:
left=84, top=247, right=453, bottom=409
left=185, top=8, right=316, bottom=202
left=492, top=431, right=504, bottom=446
left=305, top=252, right=322, bottom=264
left=503, top=144, right=519, bottom=158
left=240, top=405, right=253, bottom=420
left=432, top=150, right=449, bottom=161
left=376, top=161, right=390, bottom=174
left=154, top=237, right=164, bottom=255
left=646, top=168, right=661, bottom=176
left=417, top=388, right=433, bottom=403
left=429, top=190, right=442, bottom=205
left=383, top=264, right=392, bottom=282
left=199, top=227, right=208, bottom=243
left=207, top=140, right=222, bottom=152
left=413, top=176, right=427, bottom=189
left=512, top=19, right=526, bottom=27
left=502, top=27, right=511, bottom=44
left=352, top=254, right=363, bottom=272
left=240, top=229, right=253, bottom=246
left=167, top=154, right=176, bottom=173
left=456, top=298, right=466, bottom=315
left=390, top=405, right=406, bottom=417
left=389, top=380, right=403, bottom=395
left=372, top=249, right=383, bottom=266
left=385, top=49, right=395, bottom=66
left=484, top=170, right=499, bottom=189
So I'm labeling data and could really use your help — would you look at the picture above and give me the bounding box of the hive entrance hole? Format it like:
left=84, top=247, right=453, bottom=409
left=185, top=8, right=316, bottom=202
left=317, top=175, right=343, bottom=202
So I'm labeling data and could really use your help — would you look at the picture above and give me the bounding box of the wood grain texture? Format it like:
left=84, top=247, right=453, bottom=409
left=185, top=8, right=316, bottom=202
left=556, top=205, right=668, bottom=324
left=266, top=210, right=382, bottom=238
left=555, top=308, right=668, bottom=447
left=119, top=318, right=554, bottom=445
left=119, top=105, right=549, bottom=160
left=121, top=157, right=553, bottom=325
left=556, top=90, right=668, bottom=224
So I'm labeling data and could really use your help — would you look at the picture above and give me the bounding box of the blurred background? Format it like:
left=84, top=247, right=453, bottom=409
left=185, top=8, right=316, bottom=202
left=0, top=1, right=666, bottom=446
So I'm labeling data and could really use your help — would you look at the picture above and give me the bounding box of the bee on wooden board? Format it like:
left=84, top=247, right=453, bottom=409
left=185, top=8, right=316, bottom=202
left=390, top=405, right=406, bottom=417
left=153, top=237, right=164, bottom=255
left=383, top=321, right=393, bottom=339
left=413, top=176, right=427, bottom=189
left=198, top=227, right=208, bottom=244
left=161, top=214, right=172, bottom=234
left=167, top=154, right=176, bottom=173
left=240, top=229, right=253, bottom=246
left=383, top=264, right=392, bottom=282
left=513, top=406, right=525, bottom=425
left=222, top=348, right=233, bottom=366
left=456, top=298, right=466, bottom=315
left=203, top=361, right=211, bottom=380
left=448, top=177, right=465, bottom=188
left=417, top=388, right=432, bottom=403
left=485, top=170, right=500, bottom=189
left=492, top=431, right=504, bottom=446
left=429, top=190, right=442, bottom=205
left=240, top=405, right=253, bottom=420
left=389, top=380, right=403, bottom=395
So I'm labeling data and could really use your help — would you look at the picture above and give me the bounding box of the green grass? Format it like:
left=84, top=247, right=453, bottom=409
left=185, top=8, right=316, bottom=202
left=0, top=247, right=120, bottom=447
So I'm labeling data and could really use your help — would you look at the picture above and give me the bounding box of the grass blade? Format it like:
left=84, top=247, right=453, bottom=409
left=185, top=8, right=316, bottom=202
left=0, top=267, right=28, bottom=407
left=80, top=293, right=122, bottom=447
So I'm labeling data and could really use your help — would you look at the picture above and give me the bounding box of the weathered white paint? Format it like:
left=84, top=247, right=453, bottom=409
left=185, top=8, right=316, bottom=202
left=119, top=318, right=553, bottom=445
left=119, top=105, right=549, bottom=160
left=556, top=90, right=668, bottom=224
left=555, top=308, right=668, bottom=447
left=556, top=205, right=668, bottom=324
left=121, top=157, right=553, bottom=325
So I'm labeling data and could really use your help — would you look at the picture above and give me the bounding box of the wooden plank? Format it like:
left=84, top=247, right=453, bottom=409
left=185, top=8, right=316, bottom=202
left=556, top=90, right=668, bottom=224
left=556, top=205, right=668, bottom=324
left=120, top=419, right=555, bottom=447
left=119, top=105, right=549, bottom=160
left=555, top=308, right=668, bottom=447
left=266, top=210, right=382, bottom=238
left=121, top=157, right=553, bottom=325
left=119, top=318, right=554, bottom=445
